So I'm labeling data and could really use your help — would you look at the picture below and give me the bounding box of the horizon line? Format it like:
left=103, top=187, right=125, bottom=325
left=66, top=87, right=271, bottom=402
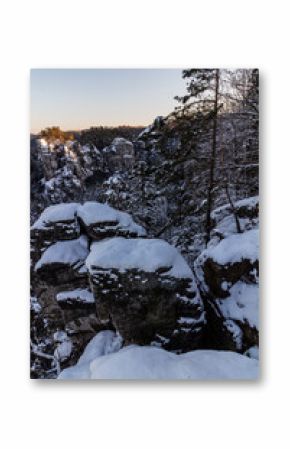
left=30, top=123, right=148, bottom=135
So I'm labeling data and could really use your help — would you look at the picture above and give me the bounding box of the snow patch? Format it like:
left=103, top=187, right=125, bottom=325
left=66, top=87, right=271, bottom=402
left=56, top=288, right=94, bottom=304
left=58, top=331, right=123, bottom=380
left=59, top=343, right=258, bottom=380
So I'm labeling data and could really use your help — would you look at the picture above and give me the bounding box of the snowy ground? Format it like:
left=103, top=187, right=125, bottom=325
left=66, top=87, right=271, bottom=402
left=58, top=331, right=259, bottom=380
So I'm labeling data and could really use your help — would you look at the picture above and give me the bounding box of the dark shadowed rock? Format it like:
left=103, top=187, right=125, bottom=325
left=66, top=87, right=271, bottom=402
left=86, top=237, right=205, bottom=351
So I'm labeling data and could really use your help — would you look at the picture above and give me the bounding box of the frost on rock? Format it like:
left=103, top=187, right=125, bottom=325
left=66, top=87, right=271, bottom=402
left=86, top=237, right=205, bottom=351
left=77, top=202, right=146, bottom=239
left=58, top=342, right=259, bottom=380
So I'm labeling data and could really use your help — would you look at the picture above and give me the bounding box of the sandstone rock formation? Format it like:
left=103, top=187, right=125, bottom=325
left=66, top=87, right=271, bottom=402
left=103, top=137, right=135, bottom=172
left=31, top=203, right=80, bottom=264
left=31, top=136, right=138, bottom=224
left=31, top=197, right=259, bottom=378
left=31, top=201, right=205, bottom=377
left=86, top=237, right=205, bottom=351
left=77, top=201, right=146, bottom=240
left=194, top=199, right=259, bottom=354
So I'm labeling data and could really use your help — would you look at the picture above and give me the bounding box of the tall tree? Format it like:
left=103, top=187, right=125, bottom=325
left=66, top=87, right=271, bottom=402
left=175, top=69, right=222, bottom=244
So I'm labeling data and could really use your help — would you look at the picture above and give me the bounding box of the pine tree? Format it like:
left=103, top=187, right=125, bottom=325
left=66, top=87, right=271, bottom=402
left=174, top=69, right=222, bottom=244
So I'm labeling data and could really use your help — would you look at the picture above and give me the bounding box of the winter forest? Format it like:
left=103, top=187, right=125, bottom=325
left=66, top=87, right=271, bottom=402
left=30, top=68, right=259, bottom=379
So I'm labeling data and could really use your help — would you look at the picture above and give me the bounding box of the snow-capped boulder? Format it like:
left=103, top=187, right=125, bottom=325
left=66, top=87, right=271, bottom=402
left=211, top=196, right=259, bottom=240
left=32, top=202, right=79, bottom=230
left=34, top=236, right=89, bottom=284
left=54, top=287, right=96, bottom=321
left=30, top=202, right=148, bottom=378
left=77, top=201, right=146, bottom=240
left=194, top=229, right=259, bottom=352
left=86, top=237, right=205, bottom=351
left=58, top=332, right=259, bottom=380
left=195, top=229, right=259, bottom=298
left=31, top=203, right=80, bottom=264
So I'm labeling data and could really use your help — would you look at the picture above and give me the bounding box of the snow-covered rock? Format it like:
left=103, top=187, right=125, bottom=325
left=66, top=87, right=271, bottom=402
left=216, top=281, right=258, bottom=330
left=31, top=203, right=80, bottom=264
left=137, top=116, right=165, bottom=141
left=86, top=237, right=194, bottom=278
left=30, top=202, right=148, bottom=378
left=56, top=288, right=95, bottom=306
left=58, top=334, right=258, bottom=380
left=77, top=201, right=146, bottom=239
left=195, top=229, right=259, bottom=298
left=34, top=236, right=89, bottom=284
left=194, top=228, right=259, bottom=352
left=211, top=196, right=259, bottom=241
left=212, top=196, right=259, bottom=222
left=86, top=237, right=205, bottom=351
left=31, top=203, right=79, bottom=230
left=103, top=137, right=135, bottom=171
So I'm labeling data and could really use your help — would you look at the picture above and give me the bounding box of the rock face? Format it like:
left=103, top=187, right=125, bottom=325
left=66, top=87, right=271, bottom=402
left=196, top=230, right=259, bottom=299
left=86, top=237, right=205, bottom=351
left=31, top=201, right=205, bottom=378
left=31, top=201, right=143, bottom=377
left=195, top=201, right=259, bottom=354
left=31, top=136, right=138, bottom=224
left=31, top=197, right=259, bottom=378
left=103, top=138, right=135, bottom=172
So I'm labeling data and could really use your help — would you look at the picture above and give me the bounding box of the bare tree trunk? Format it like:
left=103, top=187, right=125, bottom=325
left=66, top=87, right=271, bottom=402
left=225, top=183, right=242, bottom=233
left=205, top=69, right=220, bottom=244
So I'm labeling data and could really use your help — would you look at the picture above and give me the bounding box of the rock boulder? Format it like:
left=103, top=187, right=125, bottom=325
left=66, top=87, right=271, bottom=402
left=86, top=237, right=205, bottom=351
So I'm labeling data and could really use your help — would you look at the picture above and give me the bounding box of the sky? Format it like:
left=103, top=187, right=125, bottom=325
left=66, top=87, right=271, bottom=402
left=30, top=69, right=186, bottom=133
